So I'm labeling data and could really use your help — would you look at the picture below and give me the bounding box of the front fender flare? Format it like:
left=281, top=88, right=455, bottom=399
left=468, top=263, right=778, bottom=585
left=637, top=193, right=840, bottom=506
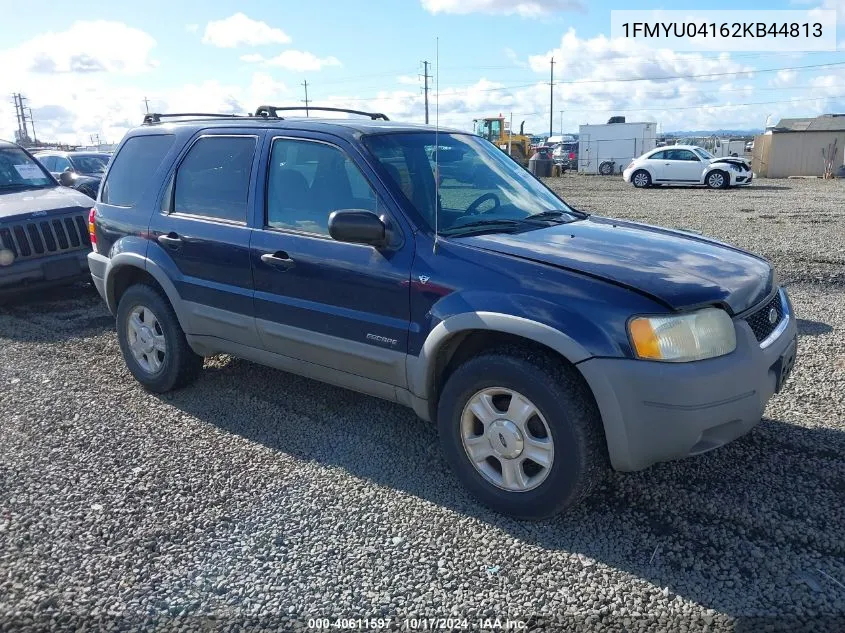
left=406, top=311, right=592, bottom=403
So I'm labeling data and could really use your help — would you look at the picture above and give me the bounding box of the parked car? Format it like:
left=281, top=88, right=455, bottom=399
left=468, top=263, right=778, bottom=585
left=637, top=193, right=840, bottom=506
left=553, top=142, right=578, bottom=170
left=88, top=108, right=796, bottom=519
left=34, top=150, right=110, bottom=199
left=0, top=140, right=94, bottom=297
left=623, top=145, right=753, bottom=189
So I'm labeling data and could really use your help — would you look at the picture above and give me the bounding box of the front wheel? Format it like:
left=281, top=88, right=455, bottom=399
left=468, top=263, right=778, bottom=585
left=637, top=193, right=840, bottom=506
left=437, top=349, right=607, bottom=520
left=116, top=284, right=203, bottom=392
left=706, top=170, right=729, bottom=189
left=632, top=170, right=651, bottom=188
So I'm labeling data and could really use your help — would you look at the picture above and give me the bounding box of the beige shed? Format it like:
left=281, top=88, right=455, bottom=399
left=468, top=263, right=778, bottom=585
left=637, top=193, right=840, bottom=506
left=751, top=114, right=845, bottom=178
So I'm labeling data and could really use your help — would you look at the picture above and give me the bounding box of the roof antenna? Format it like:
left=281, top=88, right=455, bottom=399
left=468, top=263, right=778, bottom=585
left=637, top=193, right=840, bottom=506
left=433, top=36, right=440, bottom=254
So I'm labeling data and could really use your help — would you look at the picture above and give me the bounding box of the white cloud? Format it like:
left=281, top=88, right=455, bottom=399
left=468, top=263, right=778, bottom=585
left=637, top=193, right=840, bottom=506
left=421, top=0, right=585, bottom=17
left=770, top=69, right=797, bottom=87
left=202, top=13, right=291, bottom=48
left=242, top=50, right=341, bottom=72
left=0, top=20, right=157, bottom=75
left=793, top=0, right=845, bottom=23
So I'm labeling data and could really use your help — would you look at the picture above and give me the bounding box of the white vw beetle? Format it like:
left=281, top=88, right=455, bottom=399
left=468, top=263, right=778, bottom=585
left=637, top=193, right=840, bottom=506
left=623, top=145, right=753, bottom=189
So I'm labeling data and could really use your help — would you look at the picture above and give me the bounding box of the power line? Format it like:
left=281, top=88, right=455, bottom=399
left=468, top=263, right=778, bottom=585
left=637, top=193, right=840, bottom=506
left=513, top=92, right=845, bottom=116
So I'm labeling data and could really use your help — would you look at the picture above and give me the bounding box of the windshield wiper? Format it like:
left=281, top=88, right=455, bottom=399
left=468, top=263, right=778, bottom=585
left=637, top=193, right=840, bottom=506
left=440, top=218, right=522, bottom=236
left=523, top=209, right=587, bottom=223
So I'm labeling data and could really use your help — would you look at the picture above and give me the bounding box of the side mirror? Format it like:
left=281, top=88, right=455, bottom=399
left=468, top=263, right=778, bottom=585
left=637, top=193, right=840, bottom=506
left=328, top=209, right=386, bottom=246
left=58, top=171, right=75, bottom=187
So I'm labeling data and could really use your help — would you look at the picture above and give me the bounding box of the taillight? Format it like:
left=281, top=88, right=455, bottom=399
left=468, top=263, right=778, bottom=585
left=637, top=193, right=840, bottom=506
left=88, top=208, right=98, bottom=253
left=569, top=152, right=575, bottom=160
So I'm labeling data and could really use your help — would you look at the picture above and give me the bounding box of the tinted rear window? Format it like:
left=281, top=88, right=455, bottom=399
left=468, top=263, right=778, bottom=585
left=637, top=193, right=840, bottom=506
left=101, top=135, right=175, bottom=206
left=173, top=136, right=256, bottom=223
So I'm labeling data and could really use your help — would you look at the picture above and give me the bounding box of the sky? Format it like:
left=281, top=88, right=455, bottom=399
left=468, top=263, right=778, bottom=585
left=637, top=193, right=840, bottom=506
left=0, top=0, right=843, bottom=145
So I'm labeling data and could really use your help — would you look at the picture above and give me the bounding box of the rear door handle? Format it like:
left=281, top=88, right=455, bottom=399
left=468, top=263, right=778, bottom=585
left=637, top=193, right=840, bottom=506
left=261, top=251, right=296, bottom=270
left=157, top=233, right=182, bottom=249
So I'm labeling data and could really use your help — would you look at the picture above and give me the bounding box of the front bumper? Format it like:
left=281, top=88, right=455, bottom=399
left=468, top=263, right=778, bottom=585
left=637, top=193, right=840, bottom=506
left=0, top=250, right=90, bottom=297
left=578, top=290, right=797, bottom=471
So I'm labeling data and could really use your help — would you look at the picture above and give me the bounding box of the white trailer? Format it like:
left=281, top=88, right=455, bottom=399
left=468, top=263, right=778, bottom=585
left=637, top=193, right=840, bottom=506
left=712, top=139, right=746, bottom=157
left=578, top=122, right=657, bottom=175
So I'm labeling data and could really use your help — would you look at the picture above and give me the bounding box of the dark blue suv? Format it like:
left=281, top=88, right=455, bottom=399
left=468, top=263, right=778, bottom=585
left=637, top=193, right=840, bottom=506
left=88, top=106, right=797, bottom=519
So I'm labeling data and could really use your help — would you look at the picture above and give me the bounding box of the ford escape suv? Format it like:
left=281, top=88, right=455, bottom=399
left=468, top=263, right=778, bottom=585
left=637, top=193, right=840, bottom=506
left=1, top=140, right=94, bottom=297
left=87, top=107, right=797, bottom=519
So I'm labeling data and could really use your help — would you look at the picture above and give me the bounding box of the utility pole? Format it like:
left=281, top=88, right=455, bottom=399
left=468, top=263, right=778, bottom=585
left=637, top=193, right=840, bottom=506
left=560, top=110, right=564, bottom=135
left=27, top=107, right=37, bottom=144
left=422, top=61, right=432, bottom=125
left=143, top=96, right=150, bottom=113
left=302, top=80, right=310, bottom=117
left=549, top=57, right=555, bottom=139
left=12, top=93, right=31, bottom=143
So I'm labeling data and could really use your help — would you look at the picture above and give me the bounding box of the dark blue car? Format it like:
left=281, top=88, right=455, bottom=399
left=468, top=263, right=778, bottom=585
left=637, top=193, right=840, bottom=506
left=87, top=107, right=797, bottom=519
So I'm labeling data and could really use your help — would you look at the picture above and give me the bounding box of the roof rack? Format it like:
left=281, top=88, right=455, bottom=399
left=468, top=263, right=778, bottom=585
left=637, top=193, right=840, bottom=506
left=254, top=105, right=389, bottom=121
left=142, top=112, right=244, bottom=125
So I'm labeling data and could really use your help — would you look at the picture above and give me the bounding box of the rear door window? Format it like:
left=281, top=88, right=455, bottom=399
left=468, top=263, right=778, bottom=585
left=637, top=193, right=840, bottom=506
left=101, top=135, right=176, bottom=206
left=39, top=155, right=56, bottom=171
left=173, top=135, right=256, bottom=223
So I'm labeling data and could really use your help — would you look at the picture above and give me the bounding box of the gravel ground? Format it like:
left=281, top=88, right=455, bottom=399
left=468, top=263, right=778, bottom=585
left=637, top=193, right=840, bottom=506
left=1, top=177, right=844, bottom=632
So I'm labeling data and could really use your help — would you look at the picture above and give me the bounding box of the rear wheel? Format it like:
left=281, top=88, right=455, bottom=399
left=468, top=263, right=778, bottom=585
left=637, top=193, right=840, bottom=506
left=599, top=161, right=614, bottom=176
left=632, top=170, right=651, bottom=188
left=437, top=349, right=607, bottom=520
left=706, top=170, right=729, bottom=189
left=116, top=284, right=203, bottom=392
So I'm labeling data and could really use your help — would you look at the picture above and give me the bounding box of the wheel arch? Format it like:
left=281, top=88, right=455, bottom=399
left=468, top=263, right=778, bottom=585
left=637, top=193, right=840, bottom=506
left=408, top=312, right=593, bottom=421
left=104, top=252, right=183, bottom=320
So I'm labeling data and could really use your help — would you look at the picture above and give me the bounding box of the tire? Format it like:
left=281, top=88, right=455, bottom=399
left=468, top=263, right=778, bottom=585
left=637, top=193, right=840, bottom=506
left=706, top=170, right=729, bottom=189
left=598, top=161, right=614, bottom=176
left=631, top=170, right=651, bottom=188
left=436, top=348, right=607, bottom=520
left=116, top=284, right=203, bottom=392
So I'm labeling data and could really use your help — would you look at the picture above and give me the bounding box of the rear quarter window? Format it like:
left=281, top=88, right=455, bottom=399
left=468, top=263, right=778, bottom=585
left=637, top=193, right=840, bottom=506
left=101, top=135, right=175, bottom=206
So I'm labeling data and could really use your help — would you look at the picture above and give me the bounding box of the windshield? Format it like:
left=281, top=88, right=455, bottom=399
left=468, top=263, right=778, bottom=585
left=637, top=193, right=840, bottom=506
left=364, top=132, right=579, bottom=234
left=694, top=148, right=714, bottom=160
left=70, top=154, right=108, bottom=175
left=0, top=147, right=53, bottom=190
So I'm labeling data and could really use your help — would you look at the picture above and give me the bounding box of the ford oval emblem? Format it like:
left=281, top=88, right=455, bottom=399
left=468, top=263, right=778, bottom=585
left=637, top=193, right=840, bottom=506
left=768, top=308, right=778, bottom=325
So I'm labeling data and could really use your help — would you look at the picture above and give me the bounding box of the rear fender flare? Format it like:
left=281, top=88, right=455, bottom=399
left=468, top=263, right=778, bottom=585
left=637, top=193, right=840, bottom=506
left=104, top=251, right=184, bottom=322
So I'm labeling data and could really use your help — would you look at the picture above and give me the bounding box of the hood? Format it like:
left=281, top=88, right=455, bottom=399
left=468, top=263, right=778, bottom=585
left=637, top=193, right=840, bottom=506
left=458, top=217, right=773, bottom=314
left=711, top=157, right=750, bottom=169
left=0, top=186, right=94, bottom=221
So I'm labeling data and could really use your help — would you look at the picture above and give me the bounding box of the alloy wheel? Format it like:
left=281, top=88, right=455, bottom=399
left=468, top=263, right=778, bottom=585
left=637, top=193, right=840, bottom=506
left=127, top=305, right=167, bottom=375
left=460, top=387, right=555, bottom=492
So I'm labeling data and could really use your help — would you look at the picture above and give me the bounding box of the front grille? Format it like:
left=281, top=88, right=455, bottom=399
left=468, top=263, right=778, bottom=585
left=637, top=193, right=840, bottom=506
left=0, top=212, right=89, bottom=261
left=744, top=292, right=785, bottom=343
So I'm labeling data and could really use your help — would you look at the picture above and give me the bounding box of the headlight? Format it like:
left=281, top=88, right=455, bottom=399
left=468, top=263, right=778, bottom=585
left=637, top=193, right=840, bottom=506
left=728, top=164, right=742, bottom=171
left=628, top=308, right=736, bottom=362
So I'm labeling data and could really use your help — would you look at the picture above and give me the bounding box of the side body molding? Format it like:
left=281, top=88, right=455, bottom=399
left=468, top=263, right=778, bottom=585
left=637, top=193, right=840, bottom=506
left=407, top=311, right=592, bottom=403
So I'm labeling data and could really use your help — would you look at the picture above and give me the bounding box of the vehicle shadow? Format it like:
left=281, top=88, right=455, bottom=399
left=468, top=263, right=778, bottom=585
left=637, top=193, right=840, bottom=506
left=161, top=356, right=845, bottom=625
left=0, top=282, right=113, bottom=343
left=797, top=318, right=834, bottom=337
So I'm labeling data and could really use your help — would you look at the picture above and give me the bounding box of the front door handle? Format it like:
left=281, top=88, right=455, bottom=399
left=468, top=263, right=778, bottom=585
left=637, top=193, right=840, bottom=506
left=157, top=233, right=182, bottom=249
left=261, top=251, right=296, bottom=270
